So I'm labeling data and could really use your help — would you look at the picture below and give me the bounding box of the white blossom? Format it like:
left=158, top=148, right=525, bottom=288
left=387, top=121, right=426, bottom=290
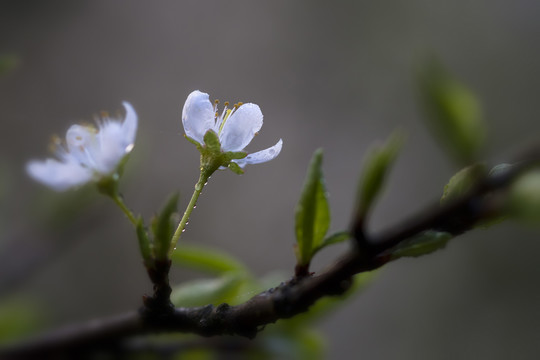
left=27, top=102, right=138, bottom=191
left=182, top=90, right=282, bottom=168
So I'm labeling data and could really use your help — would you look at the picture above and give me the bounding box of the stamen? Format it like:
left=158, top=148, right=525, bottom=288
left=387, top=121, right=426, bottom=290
left=48, top=135, right=62, bottom=153
left=218, top=108, right=233, bottom=134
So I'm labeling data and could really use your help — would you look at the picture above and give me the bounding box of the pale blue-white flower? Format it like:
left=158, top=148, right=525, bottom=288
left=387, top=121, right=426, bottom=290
left=27, top=102, right=138, bottom=191
left=182, top=90, right=282, bottom=168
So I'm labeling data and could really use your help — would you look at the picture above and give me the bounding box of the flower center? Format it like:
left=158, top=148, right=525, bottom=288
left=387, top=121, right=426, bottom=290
left=213, top=100, right=243, bottom=136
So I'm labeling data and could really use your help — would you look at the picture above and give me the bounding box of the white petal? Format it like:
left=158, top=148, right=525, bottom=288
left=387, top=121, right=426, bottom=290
left=233, top=139, right=282, bottom=168
left=182, top=90, right=216, bottom=144
left=66, top=125, right=98, bottom=168
left=121, top=101, right=138, bottom=150
left=26, top=158, right=93, bottom=191
left=96, top=121, right=126, bottom=174
left=219, top=103, right=263, bottom=152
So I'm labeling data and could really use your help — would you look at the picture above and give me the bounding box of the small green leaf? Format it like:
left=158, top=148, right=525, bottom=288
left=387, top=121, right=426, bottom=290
left=203, top=130, right=221, bottom=153
left=0, top=299, right=42, bottom=342
left=508, top=170, right=540, bottom=223
left=295, top=149, right=330, bottom=266
left=418, top=59, right=485, bottom=164
left=441, top=163, right=486, bottom=205
left=228, top=161, right=244, bottom=175
left=170, top=273, right=245, bottom=307
left=388, top=231, right=452, bottom=260
left=0, top=54, right=18, bottom=77
left=356, top=132, right=403, bottom=219
left=311, top=231, right=350, bottom=258
left=151, top=192, right=179, bottom=260
left=136, top=217, right=153, bottom=265
left=171, top=244, right=249, bottom=275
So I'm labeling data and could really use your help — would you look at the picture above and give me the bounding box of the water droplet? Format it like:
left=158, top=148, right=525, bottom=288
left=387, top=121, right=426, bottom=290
left=193, top=205, right=197, bottom=209
left=195, top=183, right=203, bottom=191
left=173, top=247, right=176, bottom=251
left=186, top=221, right=189, bottom=225
left=182, top=229, right=186, bottom=233
left=204, top=181, right=208, bottom=186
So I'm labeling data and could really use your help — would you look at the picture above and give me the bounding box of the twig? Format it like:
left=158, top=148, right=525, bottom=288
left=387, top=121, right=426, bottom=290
left=2, top=148, right=539, bottom=359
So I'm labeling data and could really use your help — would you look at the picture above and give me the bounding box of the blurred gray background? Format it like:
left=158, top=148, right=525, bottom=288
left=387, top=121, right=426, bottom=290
left=2, top=0, right=540, bottom=358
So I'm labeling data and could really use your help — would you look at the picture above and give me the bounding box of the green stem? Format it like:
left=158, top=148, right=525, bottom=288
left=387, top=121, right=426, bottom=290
left=169, top=171, right=209, bottom=257
left=112, top=194, right=137, bottom=226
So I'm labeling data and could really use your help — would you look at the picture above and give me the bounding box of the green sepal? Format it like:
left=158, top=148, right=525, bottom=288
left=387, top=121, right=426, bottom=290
left=203, top=130, right=221, bottom=153
left=184, top=134, right=204, bottom=152
left=357, top=132, right=403, bottom=219
left=171, top=244, right=249, bottom=275
left=224, top=151, right=248, bottom=161
left=388, top=230, right=452, bottom=260
left=151, top=192, right=179, bottom=260
left=95, top=174, right=119, bottom=198
left=311, top=231, right=350, bottom=258
left=170, top=273, right=246, bottom=307
left=441, top=163, right=486, bottom=205
left=228, top=161, right=244, bottom=175
left=295, top=149, right=330, bottom=266
left=135, top=216, right=153, bottom=266
left=418, top=59, right=485, bottom=165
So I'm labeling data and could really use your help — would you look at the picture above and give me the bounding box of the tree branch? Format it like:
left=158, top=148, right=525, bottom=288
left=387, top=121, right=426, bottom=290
left=2, top=149, right=539, bottom=359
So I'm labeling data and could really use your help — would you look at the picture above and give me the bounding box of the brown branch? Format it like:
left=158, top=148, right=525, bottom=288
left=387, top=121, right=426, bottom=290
left=2, top=149, right=539, bottom=359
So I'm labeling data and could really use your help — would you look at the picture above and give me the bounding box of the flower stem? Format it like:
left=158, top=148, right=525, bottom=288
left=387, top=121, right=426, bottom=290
left=169, top=172, right=209, bottom=257
left=112, top=194, right=138, bottom=226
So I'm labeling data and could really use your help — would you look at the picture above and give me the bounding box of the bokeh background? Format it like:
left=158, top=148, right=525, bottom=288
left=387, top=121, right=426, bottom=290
left=2, top=1, right=540, bottom=358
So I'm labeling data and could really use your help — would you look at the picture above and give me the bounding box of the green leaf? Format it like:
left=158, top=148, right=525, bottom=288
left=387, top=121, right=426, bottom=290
left=0, top=299, right=42, bottom=343
left=151, top=192, right=179, bottom=260
left=508, top=170, right=540, bottom=223
left=171, top=244, right=249, bottom=275
left=311, top=231, right=350, bottom=258
left=228, top=161, right=244, bottom=175
left=418, top=59, right=485, bottom=164
left=388, top=231, right=452, bottom=260
left=170, top=273, right=246, bottom=307
left=441, top=163, right=486, bottom=205
left=356, top=132, right=403, bottom=219
left=261, top=329, right=326, bottom=360
left=136, top=217, right=153, bottom=265
left=0, top=54, right=18, bottom=77
left=295, top=149, right=330, bottom=266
